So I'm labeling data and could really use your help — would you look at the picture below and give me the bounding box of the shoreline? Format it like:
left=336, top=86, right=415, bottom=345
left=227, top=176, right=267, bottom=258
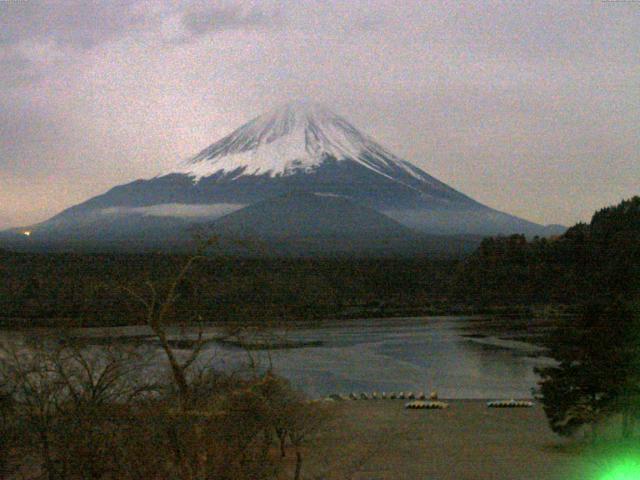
left=0, top=313, right=554, bottom=356
left=303, top=399, right=586, bottom=479
left=0, top=303, right=567, bottom=330
left=318, top=396, right=539, bottom=402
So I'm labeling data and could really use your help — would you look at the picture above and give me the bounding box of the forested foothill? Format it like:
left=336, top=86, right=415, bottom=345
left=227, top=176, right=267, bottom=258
left=455, top=197, right=640, bottom=445
left=454, top=196, right=640, bottom=308
left=530, top=197, right=640, bottom=442
left=0, top=197, right=638, bottom=476
left=0, top=197, right=638, bottom=328
left=0, top=253, right=458, bottom=327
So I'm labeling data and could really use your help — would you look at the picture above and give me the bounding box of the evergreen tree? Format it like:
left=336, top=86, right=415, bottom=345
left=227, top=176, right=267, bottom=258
left=535, top=301, right=640, bottom=439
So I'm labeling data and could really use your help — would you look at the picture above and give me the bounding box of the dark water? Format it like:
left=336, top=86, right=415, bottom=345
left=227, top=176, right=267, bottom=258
left=1, top=316, right=552, bottom=399
left=198, top=316, right=553, bottom=399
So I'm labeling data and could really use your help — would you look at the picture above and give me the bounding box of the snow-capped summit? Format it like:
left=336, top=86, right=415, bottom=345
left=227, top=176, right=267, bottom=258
left=6, top=101, right=565, bottom=252
left=171, top=100, right=435, bottom=186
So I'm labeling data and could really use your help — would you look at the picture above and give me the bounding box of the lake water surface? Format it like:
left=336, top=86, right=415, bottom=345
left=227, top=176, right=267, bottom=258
left=196, top=316, right=553, bottom=399
left=1, top=316, right=554, bottom=399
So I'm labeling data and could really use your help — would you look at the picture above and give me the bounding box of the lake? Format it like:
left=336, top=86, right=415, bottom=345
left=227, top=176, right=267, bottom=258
left=0, top=316, right=554, bottom=399
left=192, top=316, right=553, bottom=399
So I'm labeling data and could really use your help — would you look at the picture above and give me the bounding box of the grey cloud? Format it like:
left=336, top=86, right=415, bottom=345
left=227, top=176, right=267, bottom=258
left=0, top=0, right=154, bottom=87
left=0, top=1, right=638, bottom=228
left=0, top=0, right=146, bottom=49
left=182, top=4, right=279, bottom=36
left=0, top=52, right=38, bottom=87
left=0, top=52, right=30, bottom=70
left=0, top=215, right=15, bottom=230
left=0, top=0, right=281, bottom=51
left=0, top=98, right=65, bottom=175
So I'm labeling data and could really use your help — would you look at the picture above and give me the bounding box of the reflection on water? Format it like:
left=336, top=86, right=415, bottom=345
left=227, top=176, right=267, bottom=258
left=0, top=317, right=553, bottom=399
left=196, top=317, right=553, bottom=399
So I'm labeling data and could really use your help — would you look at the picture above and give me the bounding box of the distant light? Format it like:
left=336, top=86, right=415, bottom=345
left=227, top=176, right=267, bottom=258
left=23, top=230, right=31, bottom=237
left=600, top=458, right=640, bottom=480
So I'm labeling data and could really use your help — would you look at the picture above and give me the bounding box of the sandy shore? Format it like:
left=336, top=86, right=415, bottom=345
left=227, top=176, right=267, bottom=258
left=303, top=399, right=588, bottom=480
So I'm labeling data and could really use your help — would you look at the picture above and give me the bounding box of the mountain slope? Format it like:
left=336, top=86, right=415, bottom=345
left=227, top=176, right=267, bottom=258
left=171, top=101, right=469, bottom=201
left=4, top=100, right=564, bottom=251
left=211, top=191, right=407, bottom=238
left=206, top=191, right=479, bottom=256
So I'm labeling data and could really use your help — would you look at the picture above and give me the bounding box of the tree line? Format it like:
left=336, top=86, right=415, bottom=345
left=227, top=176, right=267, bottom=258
left=0, top=249, right=332, bottom=479
left=453, top=197, right=640, bottom=307
left=0, top=252, right=457, bottom=327
left=530, top=197, right=640, bottom=442
left=454, top=196, right=640, bottom=441
left=1, top=196, right=639, bottom=449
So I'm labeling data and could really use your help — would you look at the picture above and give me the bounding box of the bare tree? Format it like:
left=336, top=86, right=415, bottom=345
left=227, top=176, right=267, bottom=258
left=0, top=340, right=67, bottom=479
left=116, top=238, right=331, bottom=480
left=0, top=337, right=157, bottom=480
left=287, top=400, right=329, bottom=480
left=0, top=377, right=14, bottom=479
left=125, top=255, right=209, bottom=410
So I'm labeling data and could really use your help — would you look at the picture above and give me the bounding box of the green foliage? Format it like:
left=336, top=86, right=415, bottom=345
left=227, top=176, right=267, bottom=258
left=0, top=382, right=13, bottom=475
left=535, top=302, right=640, bottom=437
left=530, top=197, right=640, bottom=440
left=0, top=252, right=457, bottom=326
left=0, top=196, right=638, bottom=326
left=453, top=196, right=640, bottom=307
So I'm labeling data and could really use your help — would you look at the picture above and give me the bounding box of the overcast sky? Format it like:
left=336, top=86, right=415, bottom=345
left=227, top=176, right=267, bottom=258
left=1, top=0, right=638, bottom=229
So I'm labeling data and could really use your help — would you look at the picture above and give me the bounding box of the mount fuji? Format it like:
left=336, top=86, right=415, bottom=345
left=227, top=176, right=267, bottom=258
left=2, top=100, right=564, bottom=254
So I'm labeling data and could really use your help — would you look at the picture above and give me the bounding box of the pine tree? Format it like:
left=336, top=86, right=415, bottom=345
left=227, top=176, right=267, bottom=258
left=535, top=301, right=640, bottom=440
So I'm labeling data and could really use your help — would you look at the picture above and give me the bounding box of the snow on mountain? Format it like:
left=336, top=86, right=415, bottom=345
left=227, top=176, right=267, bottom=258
left=6, top=99, right=564, bottom=251
left=171, top=100, right=435, bottom=187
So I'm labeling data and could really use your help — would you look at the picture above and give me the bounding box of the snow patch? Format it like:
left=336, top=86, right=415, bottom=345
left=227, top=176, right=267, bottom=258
left=167, top=101, right=440, bottom=189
